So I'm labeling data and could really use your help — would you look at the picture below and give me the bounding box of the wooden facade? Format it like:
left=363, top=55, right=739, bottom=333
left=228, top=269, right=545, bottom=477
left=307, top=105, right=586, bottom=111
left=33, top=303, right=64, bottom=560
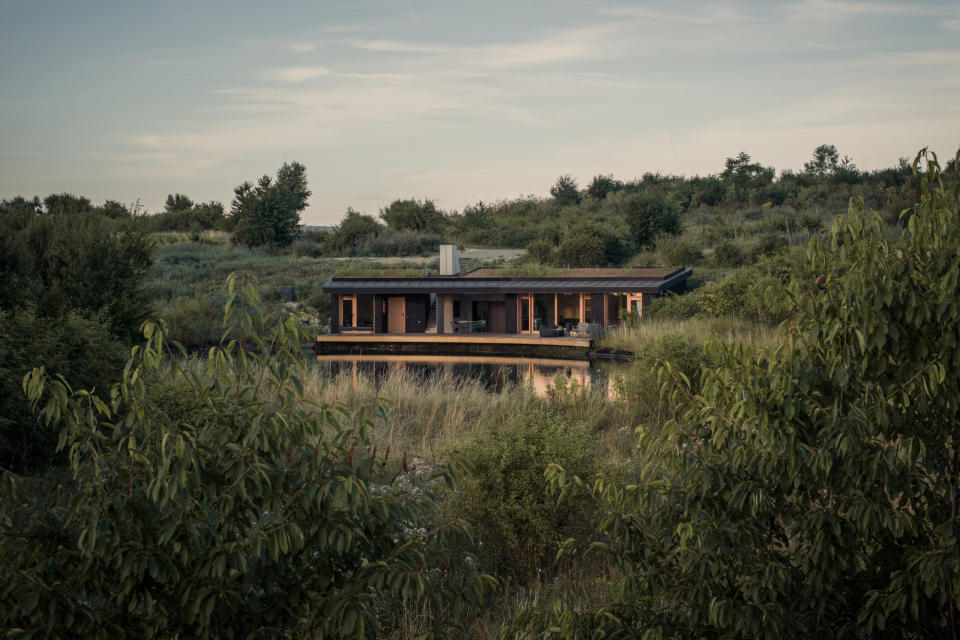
left=323, top=267, right=692, bottom=336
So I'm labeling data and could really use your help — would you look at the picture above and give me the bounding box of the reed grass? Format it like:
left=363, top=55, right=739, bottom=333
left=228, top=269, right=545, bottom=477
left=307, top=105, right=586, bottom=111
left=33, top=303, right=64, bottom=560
left=152, top=230, right=231, bottom=245
left=596, top=316, right=779, bottom=355
left=302, top=364, right=627, bottom=462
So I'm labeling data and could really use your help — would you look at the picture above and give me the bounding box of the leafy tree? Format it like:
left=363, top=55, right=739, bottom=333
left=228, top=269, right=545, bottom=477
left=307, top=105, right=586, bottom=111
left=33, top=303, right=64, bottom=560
left=621, top=191, right=681, bottom=248
left=333, top=208, right=382, bottom=253
left=1, top=274, right=490, bottom=638
left=555, top=227, right=604, bottom=266
left=456, top=201, right=492, bottom=231
left=690, top=175, right=727, bottom=207
left=585, top=174, right=622, bottom=201
left=804, top=143, right=840, bottom=176
left=554, top=223, right=630, bottom=267
left=805, top=144, right=860, bottom=184
left=524, top=238, right=555, bottom=264
left=230, top=162, right=310, bottom=248
left=164, top=193, right=195, bottom=212
left=533, top=149, right=960, bottom=638
left=136, top=201, right=226, bottom=233
left=379, top=198, right=446, bottom=234
left=0, top=195, right=41, bottom=214
left=722, top=151, right=775, bottom=206
left=98, top=199, right=131, bottom=219
left=0, top=211, right=152, bottom=340
left=550, top=174, right=581, bottom=206
left=43, top=193, right=93, bottom=215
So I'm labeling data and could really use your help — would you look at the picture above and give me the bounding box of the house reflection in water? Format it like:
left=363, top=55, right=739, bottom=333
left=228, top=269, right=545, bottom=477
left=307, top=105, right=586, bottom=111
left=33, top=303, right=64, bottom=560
left=315, top=355, right=626, bottom=400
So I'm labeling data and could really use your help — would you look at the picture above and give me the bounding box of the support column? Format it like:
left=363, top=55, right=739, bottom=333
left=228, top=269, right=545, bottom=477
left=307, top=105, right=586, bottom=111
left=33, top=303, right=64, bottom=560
left=330, top=294, right=340, bottom=333
left=437, top=295, right=446, bottom=334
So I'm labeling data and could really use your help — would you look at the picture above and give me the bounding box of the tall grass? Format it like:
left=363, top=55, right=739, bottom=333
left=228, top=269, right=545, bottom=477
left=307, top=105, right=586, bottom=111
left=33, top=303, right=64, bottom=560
left=302, top=364, right=626, bottom=462
left=597, top=316, right=778, bottom=355
left=152, top=230, right=231, bottom=246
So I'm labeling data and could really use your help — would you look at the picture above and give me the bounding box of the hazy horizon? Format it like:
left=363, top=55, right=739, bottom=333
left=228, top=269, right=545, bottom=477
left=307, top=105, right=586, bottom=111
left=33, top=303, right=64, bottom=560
left=2, top=0, right=958, bottom=224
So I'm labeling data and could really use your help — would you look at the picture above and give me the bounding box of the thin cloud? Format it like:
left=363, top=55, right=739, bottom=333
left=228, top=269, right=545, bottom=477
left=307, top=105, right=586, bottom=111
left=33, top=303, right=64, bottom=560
left=289, top=42, right=317, bottom=53
left=784, top=0, right=948, bottom=21
left=803, top=40, right=847, bottom=50
left=325, top=24, right=371, bottom=33
left=344, top=26, right=621, bottom=68
left=345, top=39, right=452, bottom=54
left=597, top=3, right=758, bottom=25
left=273, top=66, right=332, bottom=83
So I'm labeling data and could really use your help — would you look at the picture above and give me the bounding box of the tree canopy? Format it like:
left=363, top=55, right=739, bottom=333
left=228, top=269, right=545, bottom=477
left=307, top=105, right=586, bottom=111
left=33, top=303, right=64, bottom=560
left=550, top=174, right=581, bottom=207
left=379, top=198, right=446, bottom=234
left=164, top=193, right=194, bottom=212
left=230, top=162, right=310, bottom=248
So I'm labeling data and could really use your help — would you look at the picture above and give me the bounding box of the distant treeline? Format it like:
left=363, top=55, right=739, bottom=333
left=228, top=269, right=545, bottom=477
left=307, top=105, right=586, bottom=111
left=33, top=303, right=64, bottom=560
left=5, top=146, right=955, bottom=266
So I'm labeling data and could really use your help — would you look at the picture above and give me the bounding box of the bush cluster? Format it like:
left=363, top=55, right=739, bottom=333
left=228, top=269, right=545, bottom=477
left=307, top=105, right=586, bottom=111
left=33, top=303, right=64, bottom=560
left=447, top=407, right=600, bottom=584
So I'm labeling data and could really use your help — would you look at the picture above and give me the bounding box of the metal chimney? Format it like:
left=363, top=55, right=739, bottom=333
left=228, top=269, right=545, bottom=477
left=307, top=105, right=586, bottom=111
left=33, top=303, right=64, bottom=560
left=439, top=244, right=460, bottom=276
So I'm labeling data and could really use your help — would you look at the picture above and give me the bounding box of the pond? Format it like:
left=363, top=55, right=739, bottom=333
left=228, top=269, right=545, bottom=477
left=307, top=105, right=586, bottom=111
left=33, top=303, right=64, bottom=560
left=316, top=355, right=631, bottom=399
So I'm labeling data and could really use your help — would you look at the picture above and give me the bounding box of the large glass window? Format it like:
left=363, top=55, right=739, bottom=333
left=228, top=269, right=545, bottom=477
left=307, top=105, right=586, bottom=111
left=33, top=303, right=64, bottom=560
left=341, top=297, right=353, bottom=327
left=557, top=293, right=579, bottom=327
left=533, top=293, right=553, bottom=329
left=520, top=296, right=531, bottom=332
left=356, top=294, right=374, bottom=327
left=607, top=293, right=627, bottom=324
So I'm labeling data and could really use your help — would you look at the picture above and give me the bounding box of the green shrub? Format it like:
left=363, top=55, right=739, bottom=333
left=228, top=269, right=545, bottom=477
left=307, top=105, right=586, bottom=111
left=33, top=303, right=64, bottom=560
left=555, top=224, right=631, bottom=266
left=1, top=274, right=489, bottom=638
left=659, top=238, right=704, bottom=266
left=524, top=238, right=555, bottom=264
left=619, top=191, right=681, bottom=248
left=0, top=309, right=125, bottom=473
left=712, top=240, right=747, bottom=267
left=798, top=211, right=822, bottom=231
left=356, top=228, right=444, bottom=257
left=158, top=295, right=224, bottom=350
left=555, top=227, right=605, bottom=266
left=329, top=209, right=382, bottom=253
left=698, top=219, right=738, bottom=246
left=698, top=268, right=796, bottom=325
left=290, top=238, right=325, bottom=258
left=0, top=212, right=153, bottom=341
left=449, top=408, right=599, bottom=584
left=134, top=202, right=227, bottom=233
left=537, top=149, right=960, bottom=639
left=379, top=198, right=447, bottom=234
left=644, top=291, right=702, bottom=319
left=750, top=232, right=788, bottom=260
left=613, top=334, right=711, bottom=424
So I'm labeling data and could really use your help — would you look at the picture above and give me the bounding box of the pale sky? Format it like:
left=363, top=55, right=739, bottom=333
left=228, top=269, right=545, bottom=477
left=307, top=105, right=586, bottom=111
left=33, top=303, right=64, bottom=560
left=1, top=0, right=958, bottom=225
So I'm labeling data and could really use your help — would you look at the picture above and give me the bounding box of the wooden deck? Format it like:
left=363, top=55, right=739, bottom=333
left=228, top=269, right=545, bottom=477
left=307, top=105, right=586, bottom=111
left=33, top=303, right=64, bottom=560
left=316, top=333, right=592, bottom=359
left=316, top=353, right=590, bottom=369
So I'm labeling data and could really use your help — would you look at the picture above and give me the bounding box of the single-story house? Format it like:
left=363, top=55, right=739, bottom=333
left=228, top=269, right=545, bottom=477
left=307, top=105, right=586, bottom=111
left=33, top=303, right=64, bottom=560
left=322, top=247, right=691, bottom=336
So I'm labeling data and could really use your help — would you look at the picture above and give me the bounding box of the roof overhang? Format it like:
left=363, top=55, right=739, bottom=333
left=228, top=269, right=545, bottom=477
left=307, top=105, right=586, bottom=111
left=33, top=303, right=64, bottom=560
left=322, top=268, right=693, bottom=296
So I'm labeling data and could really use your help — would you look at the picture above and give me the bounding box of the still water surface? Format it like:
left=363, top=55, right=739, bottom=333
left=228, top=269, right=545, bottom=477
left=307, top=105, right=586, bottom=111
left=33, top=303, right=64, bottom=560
left=316, top=355, right=630, bottom=398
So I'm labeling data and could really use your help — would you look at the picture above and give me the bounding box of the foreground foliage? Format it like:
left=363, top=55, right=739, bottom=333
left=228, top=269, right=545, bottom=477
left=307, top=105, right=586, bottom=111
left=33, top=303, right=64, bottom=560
left=0, top=309, right=125, bottom=472
left=525, top=150, right=960, bottom=638
left=450, top=408, right=600, bottom=585
left=0, top=274, right=489, bottom=638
